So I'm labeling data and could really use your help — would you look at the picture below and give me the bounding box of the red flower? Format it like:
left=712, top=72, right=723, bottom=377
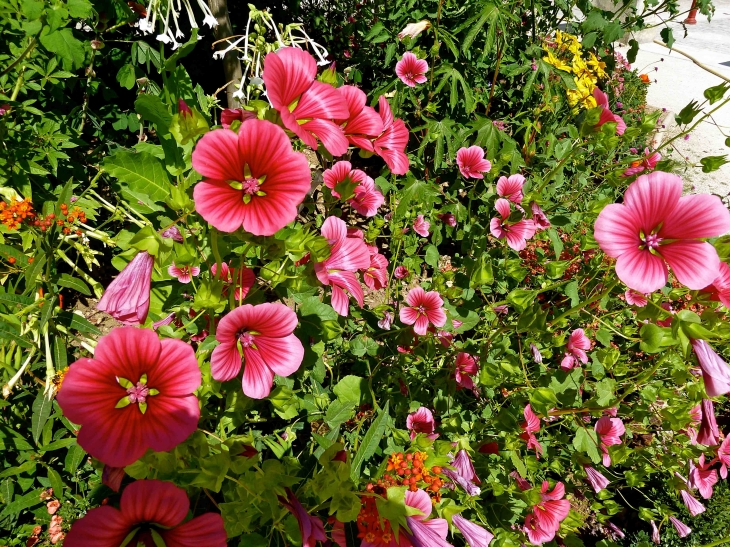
left=496, top=174, right=525, bottom=204
left=337, top=85, right=384, bottom=151
left=395, top=52, right=429, bottom=87
left=220, top=107, right=256, bottom=128
left=63, top=480, right=227, bottom=547
left=406, top=407, right=438, bottom=440
left=323, top=161, right=366, bottom=199
left=97, top=251, right=154, bottom=325
left=373, top=96, right=410, bottom=175
left=56, top=327, right=201, bottom=468
left=363, top=248, right=389, bottom=290
left=192, top=120, right=311, bottom=236
left=399, top=287, right=447, bottom=335
left=210, top=303, right=304, bottom=399
left=702, top=261, right=730, bottom=308
left=593, top=88, right=626, bottom=135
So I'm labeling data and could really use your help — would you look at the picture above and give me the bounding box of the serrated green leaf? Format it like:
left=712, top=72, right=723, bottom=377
left=573, top=428, right=601, bottom=464
left=39, top=29, right=85, bottom=71
left=135, top=94, right=172, bottom=133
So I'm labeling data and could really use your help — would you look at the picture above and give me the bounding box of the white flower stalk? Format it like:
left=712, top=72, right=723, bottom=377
left=138, top=0, right=218, bottom=47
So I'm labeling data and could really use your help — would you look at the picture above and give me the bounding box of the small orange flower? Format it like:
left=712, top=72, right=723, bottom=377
left=640, top=74, right=651, bottom=84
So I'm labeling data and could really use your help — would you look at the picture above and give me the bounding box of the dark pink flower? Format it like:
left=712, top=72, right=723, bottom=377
left=717, top=435, right=730, bottom=479
left=524, top=482, right=570, bottom=545
left=691, top=339, right=730, bottom=397
left=530, top=202, right=550, bottom=230
left=593, top=88, right=627, bottom=135
left=373, top=96, right=409, bottom=175
left=210, top=303, right=304, bottom=399
left=168, top=262, right=200, bottom=284
left=669, top=516, right=691, bottom=538
left=263, top=47, right=350, bottom=155
left=211, top=262, right=256, bottom=301
left=178, top=99, right=192, bottom=117
left=511, top=471, right=531, bottom=491
left=622, top=148, right=661, bottom=177
left=702, top=261, right=730, bottom=308
left=351, top=176, right=385, bottom=217
left=63, top=480, right=227, bottom=547
left=192, top=121, right=311, bottom=235
left=697, top=398, right=719, bottom=445
left=161, top=225, right=184, bottom=242
left=456, top=146, right=491, bottom=179
left=323, top=161, right=367, bottom=199
left=102, top=466, right=125, bottom=492
left=584, top=466, right=610, bottom=493
left=520, top=404, right=543, bottom=457
left=497, top=174, right=525, bottom=204
left=625, top=289, right=648, bottom=307
left=594, top=172, right=730, bottom=293
left=413, top=215, right=430, bottom=237
left=689, top=454, right=717, bottom=499
left=651, top=520, right=660, bottom=544
left=452, top=449, right=480, bottom=484
left=97, top=251, right=154, bottom=325
left=438, top=213, right=457, bottom=227
left=396, top=52, right=428, bottom=87
left=407, top=407, right=438, bottom=440
left=454, top=352, right=479, bottom=392
left=595, top=417, right=625, bottom=466
left=452, top=514, right=494, bottom=547
left=56, top=327, right=201, bottom=468
left=399, top=287, right=447, bottom=335
left=363, top=248, right=389, bottom=290
left=490, top=198, right=536, bottom=251
left=220, top=107, right=256, bottom=128
left=278, top=489, right=327, bottom=547
left=336, top=85, right=384, bottom=151
left=394, top=265, right=409, bottom=279
left=561, top=328, right=591, bottom=371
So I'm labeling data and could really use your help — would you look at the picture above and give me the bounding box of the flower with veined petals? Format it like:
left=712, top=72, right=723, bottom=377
left=211, top=262, right=256, bottom=301
left=63, top=480, right=227, bottom=547
left=336, top=85, right=385, bottom=152
left=702, top=262, right=730, bottom=308
left=689, top=454, right=718, bottom=499
left=323, top=161, right=367, bottom=199
left=669, top=516, right=691, bottom=538
left=594, top=171, right=730, bottom=294
left=314, top=216, right=371, bottom=316
left=623, top=148, right=661, bottom=177
left=456, top=146, right=491, bottom=179
left=520, top=404, right=544, bottom=457
left=97, top=251, right=153, bottom=325
left=263, top=47, right=350, bottom=156
left=452, top=514, right=494, bottom=547
left=210, top=303, right=304, bottom=399
left=691, top=339, right=730, bottom=397
left=438, top=213, right=457, bottom=227
left=413, top=215, right=430, bottom=237
left=191, top=121, right=311, bottom=236
left=168, top=262, right=200, bottom=284
left=56, top=328, right=201, bottom=468
left=351, top=176, right=385, bottom=217
left=595, top=417, right=625, bottom=466
left=407, top=407, right=438, bottom=440
left=452, top=449, right=481, bottom=485
left=220, top=107, right=256, bottom=129
left=102, top=465, right=125, bottom=492
left=584, top=466, right=610, bottom=493
left=398, top=20, right=431, bottom=40
left=496, top=174, right=525, bottom=204
left=161, top=225, right=184, bottom=242
left=323, top=161, right=384, bottom=216
left=651, top=520, right=660, bottom=544
left=399, top=287, right=447, bottom=336
left=396, top=52, right=428, bottom=87
left=593, top=87, right=626, bottom=135
left=561, top=328, right=591, bottom=371
left=363, top=248, right=389, bottom=290
left=524, top=513, right=555, bottom=545
left=373, top=96, right=410, bottom=175
left=530, top=202, right=551, bottom=230
left=530, top=343, right=543, bottom=364
left=716, top=435, right=730, bottom=479
left=278, top=489, right=327, bottom=547
left=394, top=266, right=409, bottom=279
left=625, top=289, right=648, bottom=307
left=697, top=398, right=719, bottom=446
left=490, top=198, right=536, bottom=251
left=454, top=352, right=479, bottom=392
left=524, top=481, right=570, bottom=545
left=403, top=489, right=452, bottom=547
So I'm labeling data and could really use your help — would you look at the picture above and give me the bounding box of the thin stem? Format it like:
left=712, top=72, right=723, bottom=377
left=0, top=37, right=37, bottom=78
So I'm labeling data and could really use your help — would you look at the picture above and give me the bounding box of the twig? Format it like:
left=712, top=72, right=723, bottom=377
left=652, top=40, right=730, bottom=83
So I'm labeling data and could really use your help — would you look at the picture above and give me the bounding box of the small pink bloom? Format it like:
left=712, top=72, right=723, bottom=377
left=455, top=352, right=479, bottom=392
left=161, top=225, right=184, bottom=242
left=530, top=202, right=550, bottom=230
left=323, top=161, right=367, bottom=199
left=399, top=287, right=447, bottom=336
left=435, top=329, right=454, bottom=348
left=561, top=328, right=591, bottom=371
left=584, top=466, right=610, bottom=493
left=689, top=454, right=718, bottom=499
left=452, top=449, right=481, bottom=484
left=210, top=303, right=304, bottom=399
left=520, top=404, right=543, bottom=457
left=456, top=146, right=491, bottom=179
left=336, top=86, right=384, bottom=151
left=490, top=198, right=536, bottom=251
left=593, top=88, right=627, bottom=135
left=278, top=489, right=327, bottom=547
left=350, top=176, right=385, bottom=217
left=702, top=261, right=730, bottom=308
left=452, top=514, right=494, bottom=547
left=220, top=107, right=256, bottom=128
left=394, top=265, right=409, bottom=279
left=595, top=417, right=625, bottom=466
left=413, top=215, right=430, bottom=237
left=691, top=339, right=730, bottom=397
left=524, top=513, right=555, bottom=545
left=49, top=515, right=64, bottom=544
left=622, top=148, right=662, bottom=177
left=594, top=172, right=730, bottom=293
left=625, top=289, right=648, bottom=307
left=373, top=96, right=410, bottom=175
left=669, top=516, right=691, bottom=538
left=378, top=311, right=394, bottom=330
left=168, top=262, right=200, bottom=284
left=717, top=435, right=730, bottom=479
left=497, top=174, right=526, bottom=204
left=438, top=213, right=457, bottom=227
left=396, top=52, right=429, bottom=87
left=178, top=99, right=192, bottom=117
left=511, top=471, right=532, bottom=491
left=363, top=249, right=389, bottom=290
left=493, top=304, right=509, bottom=315
left=697, top=398, right=719, bottom=445
left=525, top=482, right=570, bottom=544
left=452, top=319, right=463, bottom=329
left=530, top=343, right=543, bottom=364
left=407, top=407, right=438, bottom=440
left=97, top=251, right=154, bottom=325
left=47, top=500, right=61, bottom=515
left=651, top=520, right=660, bottom=544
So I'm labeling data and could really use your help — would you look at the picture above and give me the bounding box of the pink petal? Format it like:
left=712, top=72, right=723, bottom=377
left=399, top=306, right=419, bottom=325
left=496, top=175, right=525, bottom=204
left=263, top=48, right=317, bottom=111
left=660, top=193, right=730, bottom=240
left=191, top=129, right=244, bottom=181
left=330, top=285, right=351, bottom=316
left=593, top=203, right=643, bottom=258
left=63, top=506, right=130, bottom=547
left=193, top=179, right=247, bottom=233
left=405, top=489, right=432, bottom=521
left=300, top=118, right=349, bottom=157
left=144, top=394, right=200, bottom=453
left=623, top=171, right=682, bottom=236
left=241, top=348, right=276, bottom=399
left=210, top=342, right=242, bottom=381
left=494, top=198, right=511, bottom=219
left=120, top=480, right=188, bottom=527
left=660, top=241, right=721, bottom=290
left=405, top=286, right=426, bottom=307
left=425, top=308, right=447, bottom=328
left=413, top=314, right=430, bottom=335
left=153, top=338, right=201, bottom=396
left=160, top=514, right=228, bottom=547
left=294, top=80, right=350, bottom=122
left=615, top=247, right=668, bottom=293
left=254, top=334, right=305, bottom=377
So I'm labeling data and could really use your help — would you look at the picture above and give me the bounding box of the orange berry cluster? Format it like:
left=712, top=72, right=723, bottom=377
left=355, top=495, right=395, bottom=547
left=372, top=451, right=444, bottom=496
left=56, top=203, right=86, bottom=236
left=0, top=198, right=35, bottom=230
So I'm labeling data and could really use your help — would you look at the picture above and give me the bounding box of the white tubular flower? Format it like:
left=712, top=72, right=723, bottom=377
left=398, top=20, right=431, bottom=40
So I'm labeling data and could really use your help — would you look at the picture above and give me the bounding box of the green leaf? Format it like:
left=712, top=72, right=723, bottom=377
left=602, top=21, right=623, bottom=43
left=31, top=390, right=54, bottom=445
left=639, top=323, right=664, bottom=353
left=627, top=39, right=639, bottom=64
left=39, top=29, right=85, bottom=71
left=47, top=468, right=64, bottom=501
left=506, top=289, right=536, bottom=312
left=164, top=29, right=199, bottom=70
left=595, top=378, right=616, bottom=406
left=460, top=2, right=496, bottom=53
left=103, top=150, right=172, bottom=203
left=56, top=311, right=102, bottom=335
left=67, top=0, right=93, bottom=18
left=530, top=387, right=557, bottom=416
left=64, top=443, right=86, bottom=474
left=0, top=320, right=32, bottom=348
left=135, top=95, right=172, bottom=133
left=56, top=273, right=91, bottom=296
left=325, top=400, right=355, bottom=428
left=660, top=27, right=675, bottom=49
left=573, top=428, right=601, bottom=464
left=333, top=376, right=365, bottom=405
left=117, top=64, right=136, bottom=90
left=424, top=245, right=439, bottom=268
left=351, top=401, right=389, bottom=481
left=703, top=82, right=730, bottom=104
left=700, top=155, right=729, bottom=173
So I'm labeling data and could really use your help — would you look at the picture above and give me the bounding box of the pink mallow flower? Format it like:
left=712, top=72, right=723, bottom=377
left=394, top=265, right=409, bottom=279
left=691, top=339, right=730, bottom=397
left=716, top=435, right=730, bottom=479
left=452, top=514, right=494, bottom=547
left=702, top=261, right=730, bottom=308
left=399, top=287, right=447, bottom=336
left=210, top=303, right=304, bottom=399
left=456, top=146, right=491, bottom=179
left=490, top=198, right=536, bottom=251
left=670, top=516, right=691, bottom=538
left=211, top=262, right=256, bottom=301
left=63, top=480, right=227, bottom=547
left=593, top=87, right=627, bottom=135
left=697, top=398, right=719, bottom=446
left=278, top=488, right=327, bottom=547
left=407, top=407, right=439, bottom=440
left=336, top=85, right=384, bottom=152
left=168, top=262, right=200, bottom=284
left=438, top=213, right=457, bottom=227
left=314, top=216, right=371, bottom=316
left=625, top=289, right=648, bottom=307
left=681, top=489, right=705, bottom=516
left=530, top=202, right=551, bottom=230
left=595, top=417, right=625, bottom=466
left=56, top=327, right=201, bottom=468
left=497, top=174, right=526, bottom=204
left=97, top=251, right=154, bottom=325
left=403, top=489, right=452, bottom=547
left=396, top=52, right=429, bottom=87
left=351, top=176, right=385, bottom=217
left=323, top=161, right=366, bottom=199
left=561, top=328, right=591, bottom=371
left=191, top=121, right=311, bottom=236
left=520, top=404, right=543, bottom=457
left=584, top=466, right=610, bottom=493
left=689, top=454, right=718, bottom=499
left=363, top=246, right=389, bottom=290
left=651, top=520, right=660, bottom=544
left=622, top=148, right=661, bottom=177
left=413, top=214, right=430, bottom=237
left=524, top=481, right=570, bottom=545
left=378, top=311, right=394, bottom=330
left=373, top=96, right=410, bottom=175
left=455, top=352, right=479, bottom=392
left=593, top=171, right=730, bottom=294
left=220, top=107, right=256, bottom=129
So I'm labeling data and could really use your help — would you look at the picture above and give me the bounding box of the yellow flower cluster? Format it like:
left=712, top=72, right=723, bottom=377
left=543, top=30, right=607, bottom=109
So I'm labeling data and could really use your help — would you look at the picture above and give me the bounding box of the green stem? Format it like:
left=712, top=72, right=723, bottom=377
left=10, top=67, right=25, bottom=101
left=700, top=536, right=730, bottom=547
left=0, top=37, right=37, bottom=78
left=535, top=138, right=581, bottom=194
left=656, top=95, right=730, bottom=154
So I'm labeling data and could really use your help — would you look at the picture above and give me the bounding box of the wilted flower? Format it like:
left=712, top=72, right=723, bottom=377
left=691, top=339, right=730, bottom=397
left=530, top=202, right=551, bottom=230
left=697, top=398, right=719, bottom=445
left=584, top=466, right=610, bottom=493
left=595, top=416, right=625, bottom=466
left=161, top=225, right=184, bottom=242
left=378, top=311, right=394, bottom=330
left=452, top=514, right=494, bottom=547
left=530, top=343, right=543, bottom=364
left=394, top=265, right=409, bottom=279
left=689, top=454, right=717, bottom=499
left=413, top=214, right=431, bottom=237
left=97, top=251, right=154, bottom=325
left=651, top=520, right=660, bottom=544
left=398, top=20, right=431, bottom=40
left=669, top=516, right=691, bottom=538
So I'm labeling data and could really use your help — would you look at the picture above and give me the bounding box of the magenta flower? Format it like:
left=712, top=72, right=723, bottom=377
left=593, top=87, right=627, bottom=135
left=363, top=248, right=389, bottom=290
left=278, top=489, right=327, bottom=547
left=490, top=198, right=536, bottom=251
left=593, top=172, right=730, bottom=293
left=336, top=85, right=384, bottom=151
left=520, top=404, right=543, bottom=457
left=212, top=262, right=256, bottom=301
left=192, top=121, right=311, bottom=236
left=97, top=251, right=154, bottom=325
left=161, top=225, right=184, bottom=242
left=625, top=289, right=648, bottom=307
left=622, top=148, right=661, bottom=177
left=703, top=261, right=730, bottom=308
left=394, top=265, right=409, bottom=279
left=56, top=327, right=201, bottom=468
left=373, top=96, right=410, bottom=175
left=452, top=449, right=481, bottom=485
left=210, top=303, right=304, bottom=399
left=697, top=398, right=719, bottom=446
left=413, top=214, right=430, bottom=237
left=399, top=287, right=447, bottom=335
left=396, top=52, right=428, bottom=87
left=691, top=339, right=730, bottom=397
left=455, top=352, right=479, bottom=392
left=717, top=435, right=730, bottom=479
left=63, top=480, right=227, bottom=547
left=102, top=465, right=125, bottom=492
left=561, top=328, right=591, bottom=371
left=351, top=176, right=385, bottom=217
left=314, top=216, right=371, bottom=316
left=530, top=202, right=551, bottom=230
left=669, top=516, right=691, bottom=538
left=407, top=407, right=438, bottom=440
left=263, top=47, right=350, bottom=156
left=403, top=489, right=451, bottom=547
left=456, top=146, right=491, bottom=179
left=168, top=262, right=200, bottom=284
left=452, top=514, right=494, bottom=547
left=220, top=107, right=256, bottom=128
left=524, top=481, right=570, bottom=545
left=689, top=454, right=718, bottom=499
left=323, top=161, right=366, bottom=199
left=584, top=466, right=610, bottom=493
left=496, top=174, right=525, bottom=204
left=595, top=417, right=625, bottom=466
left=438, top=213, right=457, bottom=227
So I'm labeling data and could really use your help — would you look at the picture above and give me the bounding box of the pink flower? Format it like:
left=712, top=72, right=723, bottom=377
left=97, top=251, right=153, bottom=325
left=378, top=311, right=394, bottom=330
left=524, top=482, right=570, bottom=545
left=373, top=96, right=410, bottom=175
left=530, top=343, right=543, bottom=364
left=625, top=289, right=648, bottom=307
left=399, top=287, right=447, bottom=335
left=689, top=454, right=717, bottom=499
left=314, top=216, right=371, bottom=316
left=561, top=328, right=591, bottom=371
left=452, top=514, right=494, bottom=547
left=407, top=407, right=438, bottom=440
left=363, top=248, right=389, bottom=290
left=511, top=471, right=532, bottom=491
left=351, top=176, right=385, bottom=217
left=210, top=303, right=304, bottom=399
left=438, top=213, right=457, bottom=227
left=452, top=449, right=481, bottom=484
left=497, top=174, right=525, bottom=204
left=697, top=398, right=719, bottom=445
left=192, top=121, right=311, bottom=236
left=593, top=88, right=627, bottom=135
left=396, top=52, right=428, bottom=87
left=394, top=265, right=409, bottom=279
left=622, top=148, right=661, bottom=177
left=336, top=86, right=384, bottom=151
left=456, top=146, right=491, bottom=179
left=669, top=516, right=691, bottom=538
left=490, top=198, right=536, bottom=251
left=403, top=489, right=452, bottom=547
left=278, top=489, right=327, bottom=547
left=323, top=161, right=366, bottom=199
left=263, top=47, right=350, bottom=156
left=413, top=214, right=430, bottom=237
left=102, top=466, right=125, bottom=492
left=717, top=435, right=730, bottom=479
left=211, top=262, right=256, bottom=301
left=530, top=202, right=551, bottom=230
left=595, top=417, right=625, bottom=466
left=691, top=339, right=730, bottom=397
left=63, top=480, right=227, bottom=547
left=594, top=171, right=730, bottom=293
left=455, top=352, right=479, bottom=392
left=47, top=500, right=60, bottom=515
left=168, top=262, right=200, bottom=284
left=220, top=107, right=256, bottom=128
left=520, top=404, right=543, bottom=457
left=49, top=515, right=64, bottom=544
left=584, top=466, right=610, bottom=493
left=56, top=327, right=201, bottom=468
left=686, top=404, right=702, bottom=445
left=702, top=261, right=730, bottom=308
left=161, top=225, right=184, bottom=242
